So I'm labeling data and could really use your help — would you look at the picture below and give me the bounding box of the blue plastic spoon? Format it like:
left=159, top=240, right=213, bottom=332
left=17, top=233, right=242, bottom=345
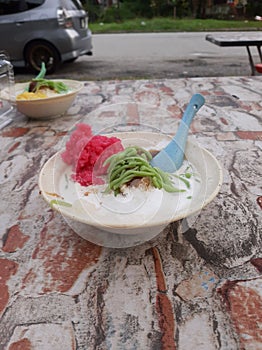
left=150, top=93, right=205, bottom=173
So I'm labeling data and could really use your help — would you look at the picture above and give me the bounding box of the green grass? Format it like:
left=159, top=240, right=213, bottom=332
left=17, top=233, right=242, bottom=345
left=89, top=17, right=262, bottom=34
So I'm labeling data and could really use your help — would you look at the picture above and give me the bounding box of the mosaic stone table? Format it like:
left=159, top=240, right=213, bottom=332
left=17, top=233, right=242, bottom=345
left=0, top=76, right=261, bottom=350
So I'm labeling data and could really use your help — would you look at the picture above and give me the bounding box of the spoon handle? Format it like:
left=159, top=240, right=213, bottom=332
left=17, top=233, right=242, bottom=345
left=162, top=93, right=205, bottom=171
left=173, top=93, right=205, bottom=147
left=150, top=93, right=205, bottom=173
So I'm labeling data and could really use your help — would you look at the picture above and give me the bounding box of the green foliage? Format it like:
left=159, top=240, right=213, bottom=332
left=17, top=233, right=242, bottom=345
left=89, top=17, right=262, bottom=34
left=246, top=0, right=262, bottom=17
left=94, top=1, right=154, bottom=23
left=83, top=0, right=262, bottom=23
left=174, top=0, right=192, bottom=18
left=100, top=4, right=137, bottom=23
left=82, top=1, right=102, bottom=22
left=122, top=0, right=153, bottom=18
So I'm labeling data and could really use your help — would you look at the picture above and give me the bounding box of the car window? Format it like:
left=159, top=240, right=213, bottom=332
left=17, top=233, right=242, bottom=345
left=0, top=0, right=45, bottom=15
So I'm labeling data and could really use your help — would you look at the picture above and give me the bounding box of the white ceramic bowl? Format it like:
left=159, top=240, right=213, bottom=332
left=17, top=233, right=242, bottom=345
left=14, top=79, right=83, bottom=119
left=39, top=131, right=223, bottom=248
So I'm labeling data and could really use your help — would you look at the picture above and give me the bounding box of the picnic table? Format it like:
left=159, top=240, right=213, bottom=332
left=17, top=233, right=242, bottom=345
left=0, top=75, right=261, bottom=349
left=206, top=31, right=262, bottom=75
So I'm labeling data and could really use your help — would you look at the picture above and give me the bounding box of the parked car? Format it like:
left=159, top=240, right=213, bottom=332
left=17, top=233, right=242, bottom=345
left=0, top=0, right=93, bottom=74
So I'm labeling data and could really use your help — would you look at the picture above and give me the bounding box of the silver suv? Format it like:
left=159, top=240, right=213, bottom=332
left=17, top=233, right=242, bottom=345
left=0, top=0, right=93, bottom=73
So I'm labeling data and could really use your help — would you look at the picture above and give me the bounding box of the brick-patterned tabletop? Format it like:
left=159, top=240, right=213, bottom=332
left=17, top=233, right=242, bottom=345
left=0, top=76, right=261, bottom=350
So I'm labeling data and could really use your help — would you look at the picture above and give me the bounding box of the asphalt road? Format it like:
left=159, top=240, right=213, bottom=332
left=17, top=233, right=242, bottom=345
left=14, top=32, right=260, bottom=82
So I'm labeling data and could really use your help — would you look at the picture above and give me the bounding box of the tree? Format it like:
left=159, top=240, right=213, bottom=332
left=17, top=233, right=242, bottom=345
left=121, top=0, right=152, bottom=17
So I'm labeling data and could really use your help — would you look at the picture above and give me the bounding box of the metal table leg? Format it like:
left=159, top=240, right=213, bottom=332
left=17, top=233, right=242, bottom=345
left=257, top=45, right=262, bottom=62
left=246, top=46, right=255, bottom=75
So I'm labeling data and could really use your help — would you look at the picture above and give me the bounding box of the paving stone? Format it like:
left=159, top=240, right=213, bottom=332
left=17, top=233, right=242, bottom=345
left=218, top=278, right=262, bottom=350
left=7, top=322, right=76, bottom=350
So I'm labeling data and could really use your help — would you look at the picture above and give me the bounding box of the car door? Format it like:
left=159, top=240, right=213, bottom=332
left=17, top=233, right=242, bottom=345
left=0, top=0, right=45, bottom=64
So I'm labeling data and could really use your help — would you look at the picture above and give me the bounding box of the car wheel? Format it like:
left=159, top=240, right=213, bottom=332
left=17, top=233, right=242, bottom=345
left=25, top=41, right=61, bottom=74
